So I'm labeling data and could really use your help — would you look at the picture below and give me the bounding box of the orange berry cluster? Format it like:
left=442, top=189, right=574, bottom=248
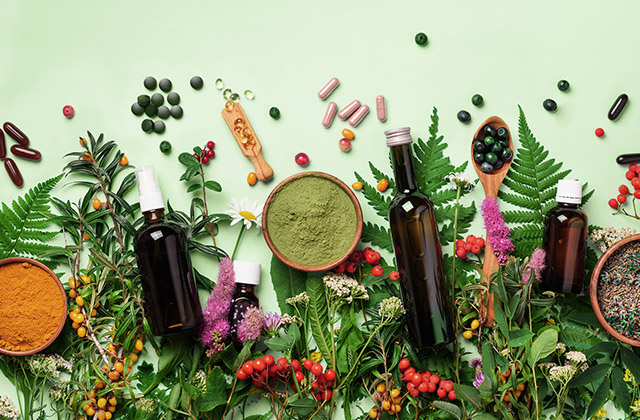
left=68, top=275, right=96, bottom=338
left=498, top=364, right=525, bottom=402
left=369, top=383, right=403, bottom=417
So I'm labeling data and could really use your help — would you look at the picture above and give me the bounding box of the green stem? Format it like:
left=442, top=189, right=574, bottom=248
left=231, top=225, right=246, bottom=260
left=452, top=186, right=462, bottom=383
left=336, top=322, right=386, bottom=390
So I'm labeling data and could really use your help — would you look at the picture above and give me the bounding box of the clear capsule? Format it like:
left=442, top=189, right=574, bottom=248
left=216, top=78, right=224, bottom=90
left=225, top=101, right=234, bottom=112
left=234, top=118, right=244, bottom=126
left=244, top=90, right=255, bottom=100
left=231, top=93, right=240, bottom=101
left=223, top=89, right=232, bottom=100
left=234, top=126, right=242, bottom=135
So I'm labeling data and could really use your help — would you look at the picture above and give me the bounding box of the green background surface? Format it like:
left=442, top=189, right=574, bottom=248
left=1, top=1, right=638, bottom=417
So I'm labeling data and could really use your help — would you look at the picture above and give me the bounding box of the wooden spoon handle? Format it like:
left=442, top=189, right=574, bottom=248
left=481, top=190, right=500, bottom=327
left=248, top=151, right=274, bottom=181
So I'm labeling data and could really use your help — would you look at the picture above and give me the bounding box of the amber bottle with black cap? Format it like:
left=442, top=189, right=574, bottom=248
left=385, top=127, right=455, bottom=348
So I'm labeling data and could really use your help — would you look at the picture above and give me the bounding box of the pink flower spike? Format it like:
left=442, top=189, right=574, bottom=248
left=481, top=197, right=514, bottom=266
left=522, top=248, right=546, bottom=284
left=199, top=257, right=237, bottom=355
left=237, top=306, right=266, bottom=343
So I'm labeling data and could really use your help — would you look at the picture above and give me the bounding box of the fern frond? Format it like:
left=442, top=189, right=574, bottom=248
left=361, top=222, right=393, bottom=253
left=368, top=162, right=395, bottom=194
left=354, top=172, right=391, bottom=219
left=0, top=174, right=63, bottom=264
left=500, top=106, right=593, bottom=257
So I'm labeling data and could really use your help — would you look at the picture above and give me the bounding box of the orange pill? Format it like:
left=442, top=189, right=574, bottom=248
left=342, top=128, right=355, bottom=140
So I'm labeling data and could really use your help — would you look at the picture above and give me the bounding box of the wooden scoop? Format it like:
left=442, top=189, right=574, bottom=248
left=471, top=116, right=514, bottom=326
left=221, top=101, right=273, bottom=181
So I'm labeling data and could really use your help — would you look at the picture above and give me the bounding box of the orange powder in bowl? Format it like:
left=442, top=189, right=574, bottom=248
left=0, top=261, right=66, bottom=353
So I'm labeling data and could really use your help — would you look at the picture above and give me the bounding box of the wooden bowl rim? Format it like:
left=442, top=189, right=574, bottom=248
left=471, top=115, right=514, bottom=178
left=262, top=171, right=363, bottom=272
left=0, top=257, right=68, bottom=356
left=590, top=233, right=640, bottom=347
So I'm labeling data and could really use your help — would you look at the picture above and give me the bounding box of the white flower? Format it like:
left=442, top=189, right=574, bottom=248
left=225, top=197, right=263, bottom=228
left=445, top=172, right=476, bottom=192
left=556, top=342, right=567, bottom=354
left=565, top=351, right=587, bottom=365
left=0, top=395, right=19, bottom=420
left=322, top=273, right=368, bottom=306
left=549, top=365, right=577, bottom=382
left=286, top=292, right=310, bottom=306
left=378, top=297, right=406, bottom=320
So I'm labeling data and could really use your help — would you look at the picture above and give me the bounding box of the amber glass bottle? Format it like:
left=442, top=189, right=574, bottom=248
left=385, top=127, right=455, bottom=348
left=541, top=180, right=588, bottom=293
left=228, top=261, right=261, bottom=347
left=134, top=166, right=203, bottom=335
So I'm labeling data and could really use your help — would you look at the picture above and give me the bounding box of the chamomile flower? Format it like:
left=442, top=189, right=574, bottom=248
left=226, top=197, right=263, bottom=228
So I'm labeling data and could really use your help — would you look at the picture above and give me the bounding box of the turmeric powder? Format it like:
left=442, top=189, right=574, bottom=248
left=0, top=262, right=65, bottom=352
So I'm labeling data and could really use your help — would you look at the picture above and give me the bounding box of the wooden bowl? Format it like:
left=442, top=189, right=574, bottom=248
left=0, top=257, right=67, bottom=356
left=263, top=172, right=363, bottom=272
left=590, top=233, right=640, bottom=347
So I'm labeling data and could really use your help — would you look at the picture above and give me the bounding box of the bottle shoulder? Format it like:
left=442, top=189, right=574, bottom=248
left=546, top=205, right=588, bottom=223
left=135, top=220, right=183, bottom=242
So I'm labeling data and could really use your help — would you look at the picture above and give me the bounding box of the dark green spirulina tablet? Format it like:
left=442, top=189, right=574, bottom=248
left=160, top=140, right=172, bottom=154
left=131, top=103, right=144, bottom=116
left=151, top=93, right=164, bottom=106
left=143, top=77, right=157, bottom=90
left=153, top=120, right=166, bottom=133
left=157, top=106, right=170, bottom=119
left=144, top=104, right=157, bottom=117
left=190, top=76, right=203, bottom=90
left=167, top=92, right=180, bottom=105
left=142, top=119, right=153, bottom=132
left=137, top=94, right=150, bottom=107
left=159, top=78, right=172, bottom=92
left=170, top=105, right=183, bottom=119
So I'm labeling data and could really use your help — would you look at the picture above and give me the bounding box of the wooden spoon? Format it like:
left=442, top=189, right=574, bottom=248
left=471, top=116, right=514, bottom=326
left=221, top=101, right=274, bottom=181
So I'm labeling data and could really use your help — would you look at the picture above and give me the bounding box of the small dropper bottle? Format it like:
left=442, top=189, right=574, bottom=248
left=228, top=261, right=261, bottom=347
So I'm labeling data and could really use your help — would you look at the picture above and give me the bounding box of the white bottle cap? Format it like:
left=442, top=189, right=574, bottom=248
left=233, top=261, right=261, bottom=285
left=384, top=127, right=413, bottom=147
left=136, top=166, right=165, bottom=213
left=556, top=179, right=582, bottom=204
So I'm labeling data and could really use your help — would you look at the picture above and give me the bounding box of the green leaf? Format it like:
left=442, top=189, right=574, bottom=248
left=264, top=337, right=291, bottom=352
left=622, top=347, right=640, bottom=381
left=472, top=415, right=498, bottom=420
left=232, top=342, right=253, bottom=372
left=336, top=305, right=364, bottom=375
left=611, top=366, right=631, bottom=413
left=453, top=383, right=480, bottom=408
left=586, top=341, right=617, bottom=358
left=269, top=255, right=307, bottom=315
left=186, top=183, right=201, bottom=193
left=508, top=329, right=534, bottom=348
left=354, top=171, right=391, bottom=219
left=586, top=375, right=610, bottom=419
left=499, top=106, right=594, bottom=257
left=493, top=294, right=509, bottom=339
left=179, top=152, right=198, bottom=166
left=528, top=328, right=558, bottom=367
left=195, top=392, right=226, bottom=412
left=431, top=400, right=462, bottom=419
left=306, top=276, right=334, bottom=369
left=204, top=180, right=222, bottom=192
left=0, top=174, right=63, bottom=264
left=569, top=363, right=610, bottom=388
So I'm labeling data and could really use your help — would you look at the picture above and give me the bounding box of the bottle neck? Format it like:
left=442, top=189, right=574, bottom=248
left=557, top=202, right=579, bottom=209
left=390, top=144, right=418, bottom=194
left=144, top=209, right=165, bottom=224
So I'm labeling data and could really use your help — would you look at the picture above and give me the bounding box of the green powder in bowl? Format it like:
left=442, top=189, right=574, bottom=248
left=264, top=173, right=361, bottom=270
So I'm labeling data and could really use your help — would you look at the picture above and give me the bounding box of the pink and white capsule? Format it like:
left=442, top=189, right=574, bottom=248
left=338, top=100, right=361, bottom=120
left=376, top=95, right=386, bottom=122
left=318, top=77, right=339, bottom=100
left=349, top=105, right=370, bottom=127
left=322, top=102, right=338, bottom=128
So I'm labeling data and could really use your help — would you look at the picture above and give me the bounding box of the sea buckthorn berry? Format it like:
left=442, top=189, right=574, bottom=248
left=390, top=271, right=400, bottom=281
left=86, top=408, right=96, bottom=416
left=69, top=289, right=77, bottom=299
left=135, top=339, right=144, bottom=352
left=98, top=398, right=107, bottom=409
left=618, top=194, right=627, bottom=204
left=462, top=330, right=473, bottom=339
left=377, top=179, right=389, bottom=192
left=295, top=152, right=309, bottom=167
left=92, top=198, right=102, bottom=210
left=620, top=185, right=630, bottom=195
left=247, top=172, right=257, bottom=186
left=114, top=361, right=124, bottom=373
left=382, top=400, right=391, bottom=410
left=371, top=265, right=384, bottom=277
left=369, top=409, right=377, bottom=419
left=78, top=326, right=87, bottom=337
left=342, top=128, right=355, bottom=140
left=108, top=371, right=120, bottom=381
left=83, top=232, right=91, bottom=240
left=595, top=128, right=605, bottom=138
left=608, top=198, right=619, bottom=209
left=352, top=181, right=363, bottom=190
left=376, top=383, right=386, bottom=393
left=390, top=388, right=401, bottom=398
left=75, top=296, right=84, bottom=306
left=120, top=155, right=128, bottom=166
left=470, top=319, right=480, bottom=330
left=393, top=404, right=402, bottom=412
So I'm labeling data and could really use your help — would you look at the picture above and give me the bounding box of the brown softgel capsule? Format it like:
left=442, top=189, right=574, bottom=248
left=10, top=145, right=41, bottom=161
left=3, top=122, right=29, bottom=146
left=0, top=129, right=5, bottom=159
left=4, top=158, right=23, bottom=187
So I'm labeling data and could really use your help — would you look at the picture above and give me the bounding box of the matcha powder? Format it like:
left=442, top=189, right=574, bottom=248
left=266, top=176, right=358, bottom=266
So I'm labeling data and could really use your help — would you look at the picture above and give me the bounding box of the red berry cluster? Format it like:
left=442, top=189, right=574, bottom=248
left=236, top=356, right=336, bottom=402
left=455, top=235, right=485, bottom=259
left=399, top=358, right=456, bottom=401
left=333, top=247, right=400, bottom=281
left=193, top=141, right=216, bottom=165
left=609, top=164, right=640, bottom=209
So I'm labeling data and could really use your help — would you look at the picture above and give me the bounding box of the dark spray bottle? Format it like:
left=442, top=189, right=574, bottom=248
left=228, top=261, right=261, bottom=347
